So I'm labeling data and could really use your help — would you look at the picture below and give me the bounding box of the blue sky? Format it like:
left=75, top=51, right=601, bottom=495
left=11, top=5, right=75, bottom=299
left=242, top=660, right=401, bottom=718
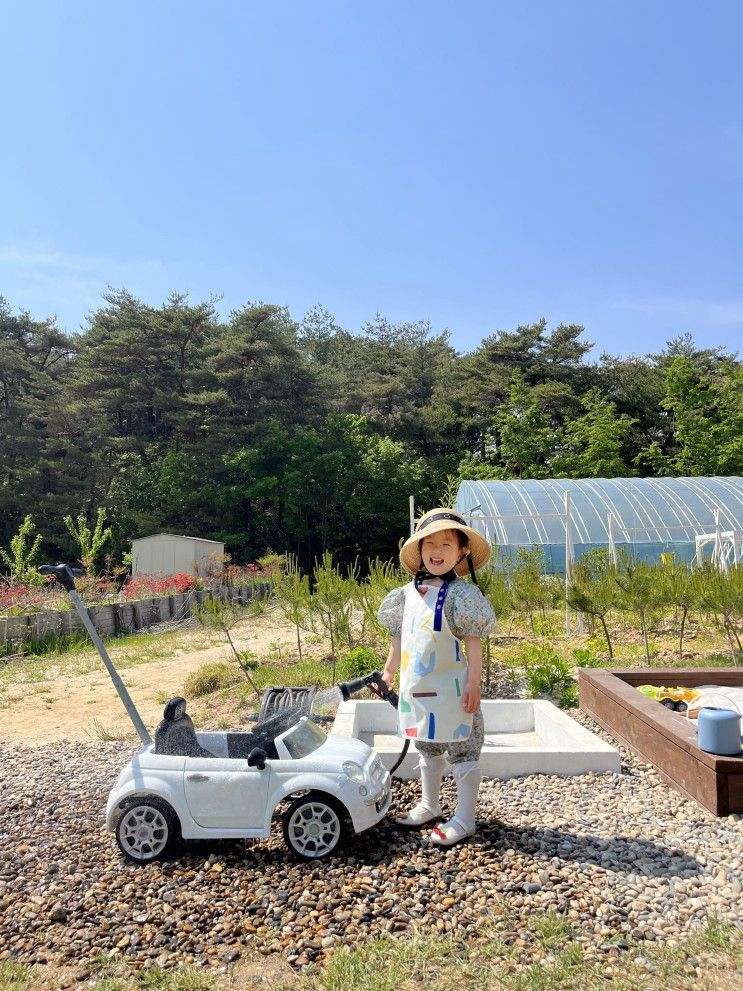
left=1, top=1, right=742, bottom=358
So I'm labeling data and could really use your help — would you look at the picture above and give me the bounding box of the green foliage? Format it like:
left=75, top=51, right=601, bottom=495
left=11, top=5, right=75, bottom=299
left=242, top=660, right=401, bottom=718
left=0, top=514, right=43, bottom=584
left=550, top=388, right=635, bottom=478
left=183, top=661, right=242, bottom=697
left=612, top=553, right=667, bottom=661
left=193, top=596, right=260, bottom=692
left=694, top=564, right=743, bottom=663
left=507, top=548, right=562, bottom=631
left=571, top=646, right=605, bottom=668
left=309, top=552, right=358, bottom=680
left=660, top=560, right=698, bottom=659
left=477, top=561, right=513, bottom=622
left=2, top=289, right=743, bottom=575
left=513, top=642, right=578, bottom=709
left=336, top=645, right=381, bottom=682
left=566, top=549, right=617, bottom=657
left=0, top=960, right=33, bottom=991
left=642, top=356, right=743, bottom=476
left=496, top=371, right=559, bottom=479
left=525, top=656, right=577, bottom=709
left=354, top=557, right=408, bottom=651
left=63, top=506, right=112, bottom=574
left=273, top=554, right=311, bottom=660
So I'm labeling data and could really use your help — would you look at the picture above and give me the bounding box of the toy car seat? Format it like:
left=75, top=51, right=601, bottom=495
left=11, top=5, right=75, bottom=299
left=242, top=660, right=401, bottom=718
left=154, top=697, right=214, bottom=758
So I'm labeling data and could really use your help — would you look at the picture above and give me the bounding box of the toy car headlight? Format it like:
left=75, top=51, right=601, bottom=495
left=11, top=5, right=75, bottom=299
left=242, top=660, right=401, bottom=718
left=342, top=760, right=365, bottom=782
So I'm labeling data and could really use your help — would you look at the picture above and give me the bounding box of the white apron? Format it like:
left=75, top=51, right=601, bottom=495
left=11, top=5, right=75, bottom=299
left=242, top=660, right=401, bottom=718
left=398, top=580, right=473, bottom=743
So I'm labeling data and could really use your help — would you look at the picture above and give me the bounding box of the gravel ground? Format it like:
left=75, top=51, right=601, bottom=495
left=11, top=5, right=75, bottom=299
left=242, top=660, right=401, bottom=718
left=0, top=712, right=741, bottom=974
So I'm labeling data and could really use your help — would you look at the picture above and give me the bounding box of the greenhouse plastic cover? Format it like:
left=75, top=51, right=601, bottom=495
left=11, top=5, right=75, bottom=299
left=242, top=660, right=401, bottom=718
left=454, top=476, right=743, bottom=573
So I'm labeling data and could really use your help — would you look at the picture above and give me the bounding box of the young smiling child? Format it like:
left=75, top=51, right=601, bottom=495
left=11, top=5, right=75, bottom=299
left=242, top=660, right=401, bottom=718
left=378, top=508, right=496, bottom=846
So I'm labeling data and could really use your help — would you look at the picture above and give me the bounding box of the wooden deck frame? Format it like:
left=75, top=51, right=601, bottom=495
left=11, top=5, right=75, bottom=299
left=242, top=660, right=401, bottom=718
left=579, top=668, right=743, bottom=816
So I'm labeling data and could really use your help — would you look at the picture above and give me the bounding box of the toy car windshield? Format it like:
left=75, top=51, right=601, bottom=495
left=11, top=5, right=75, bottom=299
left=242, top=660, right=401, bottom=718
left=275, top=717, right=327, bottom=759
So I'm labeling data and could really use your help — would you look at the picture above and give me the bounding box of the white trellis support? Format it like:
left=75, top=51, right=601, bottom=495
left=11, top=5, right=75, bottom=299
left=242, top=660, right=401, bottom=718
left=694, top=508, right=743, bottom=572
left=608, top=512, right=618, bottom=566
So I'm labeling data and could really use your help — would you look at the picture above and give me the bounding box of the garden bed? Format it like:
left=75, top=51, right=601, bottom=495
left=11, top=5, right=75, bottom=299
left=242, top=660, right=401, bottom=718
left=0, top=583, right=271, bottom=649
left=579, top=667, right=743, bottom=816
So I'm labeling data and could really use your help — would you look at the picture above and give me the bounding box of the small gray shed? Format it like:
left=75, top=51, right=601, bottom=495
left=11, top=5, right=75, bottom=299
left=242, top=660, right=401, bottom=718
left=131, top=533, right=224, bottom=578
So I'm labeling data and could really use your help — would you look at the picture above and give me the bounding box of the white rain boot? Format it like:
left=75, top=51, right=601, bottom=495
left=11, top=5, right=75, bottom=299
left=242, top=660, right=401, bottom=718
left=392, top=753, right=446, bottom=828
left=429, top=760, right=481, bottom=847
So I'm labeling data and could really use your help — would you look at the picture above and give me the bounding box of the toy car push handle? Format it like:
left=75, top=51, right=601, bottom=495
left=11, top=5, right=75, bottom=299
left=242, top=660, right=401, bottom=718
left=338, top=670, right=399, bottom=709
left=37, top=564, right=153, bottom=747
left=38, top=563, right=85, bottom=591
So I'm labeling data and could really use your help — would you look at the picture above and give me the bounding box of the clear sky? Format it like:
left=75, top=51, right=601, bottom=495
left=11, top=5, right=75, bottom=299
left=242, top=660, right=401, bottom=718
left=2, top=1, right=742, bottom=358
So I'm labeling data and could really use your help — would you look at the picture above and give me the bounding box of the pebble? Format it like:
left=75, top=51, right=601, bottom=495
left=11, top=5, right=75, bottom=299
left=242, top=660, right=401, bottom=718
left=0, top=715, right=741, bottom=975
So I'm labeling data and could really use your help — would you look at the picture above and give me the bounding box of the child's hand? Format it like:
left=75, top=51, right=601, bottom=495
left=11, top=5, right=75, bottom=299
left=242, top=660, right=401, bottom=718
left=462, top=682, right=481, bottom=714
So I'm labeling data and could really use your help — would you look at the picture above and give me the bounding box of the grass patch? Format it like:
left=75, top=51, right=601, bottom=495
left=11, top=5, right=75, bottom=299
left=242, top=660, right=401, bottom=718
left=253, top=657, right=335, bottom=690
left=272, top=916, right=742, bottom=991
left=0, top=961, right=33, bottom=991
left=2, top=919, right=740, bottom=991
left=0, top=627, right=217, bottom=691
left=184, top=661, right=243, bottom=697
left=85, top=717, right=137, bottom=742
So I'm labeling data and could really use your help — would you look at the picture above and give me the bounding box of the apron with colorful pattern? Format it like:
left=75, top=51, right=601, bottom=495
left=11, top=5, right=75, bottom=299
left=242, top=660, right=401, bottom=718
left=398, top=580, right=473, bottom=743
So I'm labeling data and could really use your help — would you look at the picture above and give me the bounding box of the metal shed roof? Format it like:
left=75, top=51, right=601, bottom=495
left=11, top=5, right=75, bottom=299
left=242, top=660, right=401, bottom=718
left=131, top=533, right=224, bottom=545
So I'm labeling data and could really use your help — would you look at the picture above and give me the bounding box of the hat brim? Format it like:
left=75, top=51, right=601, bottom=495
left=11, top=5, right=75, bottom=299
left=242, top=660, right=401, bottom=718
left=399, top=518, right=492, bottom=576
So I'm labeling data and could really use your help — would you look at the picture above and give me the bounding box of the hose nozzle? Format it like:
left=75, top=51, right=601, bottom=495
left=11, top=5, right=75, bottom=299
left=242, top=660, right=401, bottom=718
left=337, top=670, right=398, bottom=708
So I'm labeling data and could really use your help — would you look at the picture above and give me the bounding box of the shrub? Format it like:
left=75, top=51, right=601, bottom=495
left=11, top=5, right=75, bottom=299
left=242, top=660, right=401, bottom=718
left=336, top=646, right=382, bottom=682
left=514, top=642, right=578, bottom=710
left=184, top=662, right=242, bottom=697
left=122, top=572, right=197, bottom=599
left=572, top=646, right=605, bottom=668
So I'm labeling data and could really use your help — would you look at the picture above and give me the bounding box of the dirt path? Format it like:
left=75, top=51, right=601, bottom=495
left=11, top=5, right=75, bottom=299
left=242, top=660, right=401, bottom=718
left=0, top=613, right=303, bottom=745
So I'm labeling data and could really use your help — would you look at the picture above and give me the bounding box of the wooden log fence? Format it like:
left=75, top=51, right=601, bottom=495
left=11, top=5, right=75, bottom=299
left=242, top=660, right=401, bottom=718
left=0, top=583, right=271, bottom=651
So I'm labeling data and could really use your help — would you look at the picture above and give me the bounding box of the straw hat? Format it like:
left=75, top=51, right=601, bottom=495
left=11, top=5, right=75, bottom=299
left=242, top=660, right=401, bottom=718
left=399, top=507, right=491, bottom=577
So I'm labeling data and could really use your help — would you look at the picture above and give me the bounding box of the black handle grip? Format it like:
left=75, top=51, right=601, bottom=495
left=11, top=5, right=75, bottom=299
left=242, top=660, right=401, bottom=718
left=338, top=670, right=399, bottom=709
left=38, top=563, right=85, bottom=591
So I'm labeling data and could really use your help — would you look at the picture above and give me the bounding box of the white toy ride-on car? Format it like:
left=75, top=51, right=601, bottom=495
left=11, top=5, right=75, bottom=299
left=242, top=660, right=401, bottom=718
left=38, top=563, right=391, bottom=863
left=107, top=697, right=391, bottom=862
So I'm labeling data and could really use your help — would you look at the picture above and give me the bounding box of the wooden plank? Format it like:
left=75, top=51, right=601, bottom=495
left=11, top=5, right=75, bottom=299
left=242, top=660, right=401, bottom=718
left=613, top=668, right=743, bottom=688
left=580, top=669, right=743, bottom=768
left=580, top=675, right=721, bottom=813
left=579, top=670, right=710, bottom=762
left=580, top=668, right=743, bottom=815
left=725, top=773, right=743, bottom=817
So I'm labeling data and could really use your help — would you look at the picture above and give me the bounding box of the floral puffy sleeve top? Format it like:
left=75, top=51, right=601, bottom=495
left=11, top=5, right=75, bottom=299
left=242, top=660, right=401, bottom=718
left=377, top=579, right=497, bottom=639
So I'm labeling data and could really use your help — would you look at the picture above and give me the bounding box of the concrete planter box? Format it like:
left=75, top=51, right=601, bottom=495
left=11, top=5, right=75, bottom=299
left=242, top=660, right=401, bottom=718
left=169, top=592, right=189, bottom=621
left=87, top=604, right=117, bottom=638
left=60, top=609, right=86, bottom=635
left=28, top=611, right=63, bottom=640
left=331, top=699, right=620, bottom=780
left=3, top=615, right=29, bottom=642
left=114, top=602, right=137, bottom=634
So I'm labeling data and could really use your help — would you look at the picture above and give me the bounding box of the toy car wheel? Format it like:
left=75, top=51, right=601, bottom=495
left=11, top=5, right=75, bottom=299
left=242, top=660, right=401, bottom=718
left=661, top=699, right=676, bottom=709
left=282, top=792, right=346, bottom=860
left=675, top=700, right=688, bottom=712
left=115, top=797, right=179, bottom=863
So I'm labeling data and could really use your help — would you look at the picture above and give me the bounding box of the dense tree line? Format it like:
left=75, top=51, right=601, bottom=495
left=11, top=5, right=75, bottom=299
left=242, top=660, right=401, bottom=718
left=1, top=291, right=741, bottom=570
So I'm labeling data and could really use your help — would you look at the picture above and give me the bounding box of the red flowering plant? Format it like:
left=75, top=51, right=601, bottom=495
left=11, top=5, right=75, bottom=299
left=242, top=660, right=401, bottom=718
left=0, top=578, right=65, bottom=615
left=121, top=572, right=198, bottom=600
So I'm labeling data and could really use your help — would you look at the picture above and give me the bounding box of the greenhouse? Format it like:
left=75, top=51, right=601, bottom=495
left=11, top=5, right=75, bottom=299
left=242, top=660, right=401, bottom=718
left=453, top=476, right=743, bottom=575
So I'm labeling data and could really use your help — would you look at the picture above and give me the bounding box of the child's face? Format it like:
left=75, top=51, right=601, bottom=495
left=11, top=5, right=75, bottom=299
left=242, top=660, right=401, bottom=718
left=419, top=528, right=467, bottom=576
